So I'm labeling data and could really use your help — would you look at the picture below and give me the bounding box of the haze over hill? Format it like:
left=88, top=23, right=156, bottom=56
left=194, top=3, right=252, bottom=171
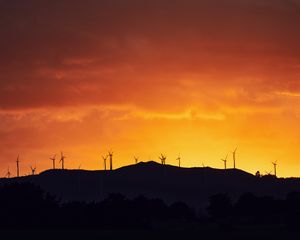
left=1, top=161, right=300, bottom=210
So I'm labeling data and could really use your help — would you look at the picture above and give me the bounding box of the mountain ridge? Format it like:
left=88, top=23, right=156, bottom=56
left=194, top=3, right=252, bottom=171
left=1, top=161, right=299, bottom=210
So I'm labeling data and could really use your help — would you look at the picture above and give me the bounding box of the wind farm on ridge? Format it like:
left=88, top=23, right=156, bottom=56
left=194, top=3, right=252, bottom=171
left=2, top=147, right=279, bottom=179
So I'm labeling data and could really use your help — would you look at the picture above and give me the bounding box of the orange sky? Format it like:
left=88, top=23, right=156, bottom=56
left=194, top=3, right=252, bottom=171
left=1, top=0, right=300, bottom=177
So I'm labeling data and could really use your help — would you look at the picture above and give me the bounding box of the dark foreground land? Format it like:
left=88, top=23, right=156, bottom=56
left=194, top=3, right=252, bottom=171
left=1, top=183, right=300, bottom=240
left=2, top=162, right=300, bottom=239
left=2, top=161, right=300, bottom=208
left=1, top=227, right=299, bottom=240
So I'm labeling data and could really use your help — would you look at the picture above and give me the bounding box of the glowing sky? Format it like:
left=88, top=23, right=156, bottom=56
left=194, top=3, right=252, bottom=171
left=1, top=0, right=300, bottom=177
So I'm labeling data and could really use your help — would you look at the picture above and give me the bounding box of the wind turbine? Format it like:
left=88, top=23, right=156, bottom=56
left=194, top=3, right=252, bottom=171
left=176, top=155, right=181, bottom=167
left=265, top=171, right=272, bottom=176
left=108, top=151, right=113, bottom=170
left=16, top=155, right=20, bottom=177
left=59, top=152, right=66, bottom=170
left=5, top=167, right=11, bottom=178
left=102, top=155, right=108, bottom=170
left=134, top=156, right=139, bottom=164
left=221, top=154, right=228, bottom=170
left=159, top=154, right=166, bottom=165
left=30, top=165, right=36, bottom=175
left=272, top=160, right=278, bottom=177
left=50, top=154, right=56, bottom=169
left=232, top=147, right=237, bottom=169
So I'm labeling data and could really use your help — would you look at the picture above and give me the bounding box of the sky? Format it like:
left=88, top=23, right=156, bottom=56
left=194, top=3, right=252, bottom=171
left=1, top=0, right=300, bottom=177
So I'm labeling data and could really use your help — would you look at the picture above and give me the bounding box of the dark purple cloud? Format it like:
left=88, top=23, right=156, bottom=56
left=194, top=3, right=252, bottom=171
left=0, top=0, right=300, bottom=110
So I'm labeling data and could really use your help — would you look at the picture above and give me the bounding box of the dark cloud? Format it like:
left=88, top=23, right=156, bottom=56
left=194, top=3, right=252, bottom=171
left=0, top=0, right=300, bottom=110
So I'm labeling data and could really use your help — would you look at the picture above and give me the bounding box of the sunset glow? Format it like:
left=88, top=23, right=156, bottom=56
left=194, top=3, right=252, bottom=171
left=1, top=0, right=300, bottom=177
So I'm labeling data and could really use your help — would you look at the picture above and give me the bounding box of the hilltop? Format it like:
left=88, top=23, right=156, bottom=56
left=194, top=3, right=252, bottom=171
left=1, top=161, right=300, bottom=209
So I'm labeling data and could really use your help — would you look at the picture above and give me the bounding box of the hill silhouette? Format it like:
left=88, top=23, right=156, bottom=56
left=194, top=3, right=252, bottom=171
left=1, top=161, right=300, bottom=209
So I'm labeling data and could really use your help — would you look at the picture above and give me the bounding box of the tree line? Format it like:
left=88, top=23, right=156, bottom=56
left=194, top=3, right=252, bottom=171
left=1, top=183, right=300, bottom=230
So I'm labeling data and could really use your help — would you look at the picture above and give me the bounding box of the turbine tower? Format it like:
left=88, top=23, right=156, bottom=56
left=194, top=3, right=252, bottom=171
left=232, top=147, right=237, bottom=169
left=272, top=160, right=278, bottom=177
left=60, top=152, right=66, bottom=170
left=134, top=156, right=139, bottom=164
left=221, top=154, right=228, bottom=170
left=102, top=155, right=108, bottom=170
left=50, top=154, right=56, bottom=169
left=108, top=151, right=113, bottom=171
left=16, top=155, right=20, bottom=177
left=159, top=154, right=166, bottom=165
left=176, top=155, right=181, bottom=167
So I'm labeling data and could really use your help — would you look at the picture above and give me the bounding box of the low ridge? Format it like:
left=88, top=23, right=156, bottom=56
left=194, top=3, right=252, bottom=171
left=0, top=161, right=299, bottom=209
